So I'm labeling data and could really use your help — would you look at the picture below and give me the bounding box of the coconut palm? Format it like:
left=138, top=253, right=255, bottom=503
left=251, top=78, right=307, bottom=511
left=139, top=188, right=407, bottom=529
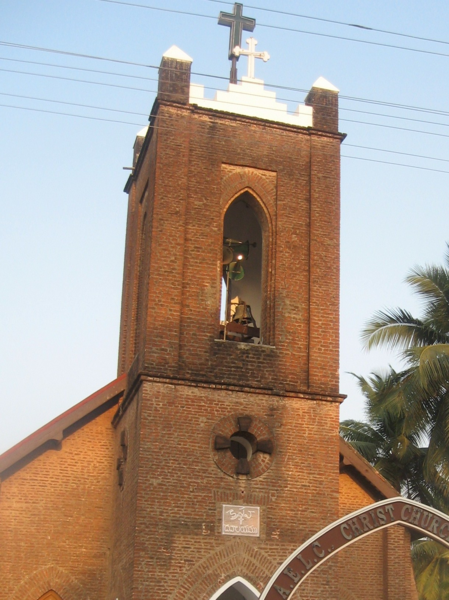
left=412, top=539, right=449, bottom=600
left=340, top=371, right=449, bottom=510
left=341, top=248, right=449, bottom=599
left=361, top=248, right=449, bottom=476
left=340, top=369, right=449, bottom=600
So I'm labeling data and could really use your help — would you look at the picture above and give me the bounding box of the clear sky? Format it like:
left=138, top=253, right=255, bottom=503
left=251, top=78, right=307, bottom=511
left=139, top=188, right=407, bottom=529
left=1, top=0, right=449, bottom=453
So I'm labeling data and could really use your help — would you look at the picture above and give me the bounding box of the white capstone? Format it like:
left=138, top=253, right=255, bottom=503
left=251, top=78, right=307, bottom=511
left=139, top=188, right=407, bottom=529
left=162, top=45, right=193, bottom=63
left=312, top=76, right=339, bottom=92
left=189, top=78, right=313, bottom=128
left=137, top=126, right=148, bottom=137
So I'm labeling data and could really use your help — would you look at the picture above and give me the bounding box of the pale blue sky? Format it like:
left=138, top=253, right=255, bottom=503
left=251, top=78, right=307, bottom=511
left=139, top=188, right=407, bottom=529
left=1, top=0, right=449, bottom=452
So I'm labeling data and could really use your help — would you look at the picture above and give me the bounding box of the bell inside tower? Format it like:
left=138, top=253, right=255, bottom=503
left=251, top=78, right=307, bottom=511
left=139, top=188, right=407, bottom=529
left=220, top=191, right=263, bottom=344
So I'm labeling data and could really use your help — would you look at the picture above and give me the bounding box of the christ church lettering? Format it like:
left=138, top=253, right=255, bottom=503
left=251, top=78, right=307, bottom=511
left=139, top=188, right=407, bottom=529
left=261, top=498, right=449, bottom=600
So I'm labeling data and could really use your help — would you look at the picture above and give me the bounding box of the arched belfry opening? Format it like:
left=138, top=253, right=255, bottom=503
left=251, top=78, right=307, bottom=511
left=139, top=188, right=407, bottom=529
left=221, top=191, right=264, bottom=344
left=210, top=577, right=259, bottom=600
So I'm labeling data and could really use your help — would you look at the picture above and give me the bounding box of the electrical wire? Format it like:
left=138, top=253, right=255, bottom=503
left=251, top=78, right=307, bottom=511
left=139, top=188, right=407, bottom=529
left=0, top=67, right=153, bottom=93
left=0, top=56, right=160, bottom=82
left=3, top=99, right=449, bottom=174
left=6, top=63, right=449, bottom=141
left=5, top=55, right=449, bottom=133
left=3, top=35, right=449, bottom=169
left=345, top=144, right=449, bottom=164
left=0, top=102, right=144, bottom=126
left=203, top=0, right=449, bottom=49
left=98, top=0, right=449, bottom=60
left=340, top=107, right=449, bottom=129
left=341, top=117, right=449, bottom=139
left=4, top=38, right=449, bottom=123
left=341, top=154, right=449, bottom=174
left=0, top=91, right=148, bottom=116
left=4, top=91, right=449, bottom=167
left=7, top=55, right=449, bottom=128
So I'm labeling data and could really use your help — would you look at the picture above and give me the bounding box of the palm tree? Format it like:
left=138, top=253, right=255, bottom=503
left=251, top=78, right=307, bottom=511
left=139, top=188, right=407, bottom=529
left=341, top=247, right=449, bottom=599
left=340, top=370, right=449, bottom=600
left=361, top=248, right=449, bottom=477
left=340, top=371, right=448, bottom=509
left=412, top=539, right=449, bottom=600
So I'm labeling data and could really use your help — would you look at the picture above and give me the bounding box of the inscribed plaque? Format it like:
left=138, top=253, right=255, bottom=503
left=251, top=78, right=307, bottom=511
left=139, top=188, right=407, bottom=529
left=222, top=504, right=260, bottom=537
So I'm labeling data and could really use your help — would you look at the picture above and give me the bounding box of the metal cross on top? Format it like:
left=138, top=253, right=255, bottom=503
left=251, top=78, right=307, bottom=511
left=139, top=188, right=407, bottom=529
left=233, top=37, right=270, bottom=80
left=218, top=3, right=256, bottom=84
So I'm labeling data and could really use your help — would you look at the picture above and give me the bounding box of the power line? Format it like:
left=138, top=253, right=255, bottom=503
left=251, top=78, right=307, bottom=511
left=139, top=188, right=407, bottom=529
left=2, top=91, right=449, bottom=164
left=341, top=117, right=449, bottom=139
left=0, top=56, right=159, bottom=82
left=0, top=40, right=160, bottom=70
left=341, top=154, right=449, bottom=174
left=98, top=0, right=449, bottom=60
left=203, top=0, right=449, bottom=49
left=0, top=102, right=145, bottom=126
left=6, top=64, right=449, bottom=142
left=6, top=55, right=449, bottom=128
left=0, top=67, right=153, bottom=93
left=341, top=96, right=449, bottom=118
left=3, top=99, right=449, bottom=174
left=345, top=144, right=449, bottom=164
left=0, top=39, right=229, bottom=82
left=0, top=92, right=148, bottom=116
left=5, top=90, right=449, bottom=167
left=5, top=39, right=449, bottom=145
left=340, top=107, right=449, bottom=129
left=98, top=0, right=216, bottom=21
left=4, top=38, right=449, bottom=121
left=5, top=55, right=449, bottom=131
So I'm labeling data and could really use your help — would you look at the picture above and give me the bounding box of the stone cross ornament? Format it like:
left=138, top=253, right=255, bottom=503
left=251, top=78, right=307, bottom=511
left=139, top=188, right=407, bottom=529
left=233, top=37, right=270, bottom=79
left=218, top=2, right=256, bottom=83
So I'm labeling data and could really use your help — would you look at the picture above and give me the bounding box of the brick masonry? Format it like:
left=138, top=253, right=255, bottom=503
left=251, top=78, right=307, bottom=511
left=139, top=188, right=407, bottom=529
left=0, top=51, right=418, bottom=600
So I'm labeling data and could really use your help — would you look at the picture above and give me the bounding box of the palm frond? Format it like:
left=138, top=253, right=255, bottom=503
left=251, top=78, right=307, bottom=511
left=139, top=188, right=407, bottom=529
left=412, top=539, right=449, bottom=600
left=417, top=345, right=449, bottom=392
left=340, top=420, right=383, bottom=463
left=362, top=309, right=432, bottom=351
left=406, top=266, right=449, bottom=308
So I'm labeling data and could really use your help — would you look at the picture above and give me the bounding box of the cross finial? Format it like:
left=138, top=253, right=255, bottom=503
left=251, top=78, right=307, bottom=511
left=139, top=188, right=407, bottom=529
left=233, top=38, right=270, bottom=80
left=218, top=3, right=256, bottom=84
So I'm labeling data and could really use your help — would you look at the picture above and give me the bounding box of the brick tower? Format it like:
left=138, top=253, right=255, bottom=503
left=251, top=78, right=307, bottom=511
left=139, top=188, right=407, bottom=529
left=0, top=21, right=420, bottom=600
left=111, top=41, right=344, bottom=600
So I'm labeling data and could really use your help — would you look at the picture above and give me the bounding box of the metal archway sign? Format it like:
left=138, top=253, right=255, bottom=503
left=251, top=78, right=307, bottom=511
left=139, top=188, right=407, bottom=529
left=260, top=497, right=449, bottom=600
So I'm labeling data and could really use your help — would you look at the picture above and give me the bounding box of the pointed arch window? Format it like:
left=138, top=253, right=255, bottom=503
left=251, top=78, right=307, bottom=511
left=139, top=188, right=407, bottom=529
left=210, top=576, right=259, bottom=600
left=220, top=191, right=265, bottom=344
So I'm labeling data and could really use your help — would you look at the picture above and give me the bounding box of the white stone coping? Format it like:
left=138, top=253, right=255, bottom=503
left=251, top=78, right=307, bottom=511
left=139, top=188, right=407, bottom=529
left=189, top=77, right=313, bottom=127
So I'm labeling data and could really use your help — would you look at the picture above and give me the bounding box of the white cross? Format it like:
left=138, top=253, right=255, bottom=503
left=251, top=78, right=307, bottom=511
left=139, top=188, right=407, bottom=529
left=232, top=37, right=270, bottom=80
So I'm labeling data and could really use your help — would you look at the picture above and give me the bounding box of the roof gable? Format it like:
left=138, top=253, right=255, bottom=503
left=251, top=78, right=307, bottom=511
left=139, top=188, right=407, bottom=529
left=0, top=374, right=126, bottom=478
left=339, top=436, right=398, bottom=500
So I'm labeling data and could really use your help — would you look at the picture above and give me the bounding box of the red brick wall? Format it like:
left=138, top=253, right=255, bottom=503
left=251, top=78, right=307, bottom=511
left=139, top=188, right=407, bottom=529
left=119, top=100, right=343, bottom=398
left=110, top=380, right=341, bottom=600
left=338, top=472, right=418, bottom=600
left=0, top=406, right=116, bottom=600
left=107, top=393, right=142, bottom=600
left=0, top=56, right=419, bottom=600
left=338, top=473, right=386, bottom=600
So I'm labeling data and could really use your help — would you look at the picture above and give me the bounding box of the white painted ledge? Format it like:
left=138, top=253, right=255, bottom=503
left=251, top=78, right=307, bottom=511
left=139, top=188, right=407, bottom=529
left=189, top=77, right=313, bottom=128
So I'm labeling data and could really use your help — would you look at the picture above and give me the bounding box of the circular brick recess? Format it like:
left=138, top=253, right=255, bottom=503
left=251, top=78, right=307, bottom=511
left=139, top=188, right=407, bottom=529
left=211, top=413, right=275, bottom=479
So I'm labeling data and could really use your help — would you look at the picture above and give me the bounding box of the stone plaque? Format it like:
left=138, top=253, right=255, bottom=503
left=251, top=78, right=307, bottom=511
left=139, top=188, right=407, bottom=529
left=222, top=504, right=260, bottom=537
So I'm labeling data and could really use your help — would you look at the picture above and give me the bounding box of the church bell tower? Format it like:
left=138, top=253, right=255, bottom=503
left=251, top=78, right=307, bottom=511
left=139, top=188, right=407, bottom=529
left=111, top=9, right=345, bottom=598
